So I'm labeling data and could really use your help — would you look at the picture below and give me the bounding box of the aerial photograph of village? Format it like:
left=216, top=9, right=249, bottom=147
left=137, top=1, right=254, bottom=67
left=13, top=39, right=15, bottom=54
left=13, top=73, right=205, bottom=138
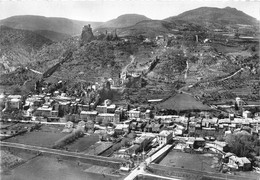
left=0, top=0, right=259, bottom=179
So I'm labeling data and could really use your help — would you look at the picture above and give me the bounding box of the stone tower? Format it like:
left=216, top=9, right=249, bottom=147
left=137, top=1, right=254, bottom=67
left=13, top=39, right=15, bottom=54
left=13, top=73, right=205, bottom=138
left=80, top=24, right=94, bottom=46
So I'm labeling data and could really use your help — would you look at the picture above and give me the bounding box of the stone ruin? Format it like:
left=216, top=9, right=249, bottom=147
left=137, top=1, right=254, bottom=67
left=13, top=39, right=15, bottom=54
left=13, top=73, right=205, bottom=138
left=80, top=24, right=94, bottom=46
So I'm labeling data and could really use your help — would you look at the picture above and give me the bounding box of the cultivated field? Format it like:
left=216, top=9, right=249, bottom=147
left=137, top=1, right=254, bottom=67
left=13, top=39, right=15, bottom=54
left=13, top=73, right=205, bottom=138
left=1, top=155, right=123, bottom=180
left=159, top=150, right=220, bottom=172
left=4, top=124, right=66, bottom=148
left=64, top=134, right=100, bottom=152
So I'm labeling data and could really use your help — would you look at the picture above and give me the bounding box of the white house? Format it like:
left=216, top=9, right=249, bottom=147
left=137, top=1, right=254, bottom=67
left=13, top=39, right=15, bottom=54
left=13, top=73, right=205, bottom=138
left=158, top=130, right=173, bottom=145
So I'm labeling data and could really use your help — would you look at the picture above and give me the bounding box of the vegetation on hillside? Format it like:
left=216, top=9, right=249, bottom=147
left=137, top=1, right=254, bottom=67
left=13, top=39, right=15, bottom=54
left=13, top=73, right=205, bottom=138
left=0, top=26, right=52, bottom=51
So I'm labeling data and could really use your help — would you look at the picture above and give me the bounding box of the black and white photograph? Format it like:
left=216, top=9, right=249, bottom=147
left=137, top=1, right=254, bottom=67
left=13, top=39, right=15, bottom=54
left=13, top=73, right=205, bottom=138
left=0, top=0, right=259, bottom=179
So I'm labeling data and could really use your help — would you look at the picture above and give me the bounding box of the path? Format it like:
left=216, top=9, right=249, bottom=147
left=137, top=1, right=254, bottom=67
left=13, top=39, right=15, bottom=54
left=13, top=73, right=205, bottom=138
left=122, top=55, right=135, bottom=76
left=217, top=68, right=244, bottom=82
left=0, top=141, right=126, bottom=167
left=124, top=144, right=175, bottom=180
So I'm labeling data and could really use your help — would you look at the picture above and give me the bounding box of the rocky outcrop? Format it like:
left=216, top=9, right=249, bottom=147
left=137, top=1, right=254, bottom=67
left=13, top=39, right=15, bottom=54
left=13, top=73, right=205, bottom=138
left=80, top=24, right=94, bottom=46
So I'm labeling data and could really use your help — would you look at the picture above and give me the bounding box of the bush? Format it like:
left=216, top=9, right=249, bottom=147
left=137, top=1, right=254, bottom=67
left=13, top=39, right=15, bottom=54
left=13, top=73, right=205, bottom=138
left=225, top=133, right=260, bottom=157
left=53, top=129, right=84, bottom=149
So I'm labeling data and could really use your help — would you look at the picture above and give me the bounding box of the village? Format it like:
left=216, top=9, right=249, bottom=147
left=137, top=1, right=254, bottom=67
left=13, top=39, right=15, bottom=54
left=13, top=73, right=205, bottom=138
left=0, top=4, right=259, bottom=179
left=0, top=76, right=260, bottom=179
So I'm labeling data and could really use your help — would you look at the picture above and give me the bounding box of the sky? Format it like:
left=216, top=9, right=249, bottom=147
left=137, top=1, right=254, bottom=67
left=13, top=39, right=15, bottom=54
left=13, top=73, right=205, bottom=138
left=0, top=0, right=259, bottom=22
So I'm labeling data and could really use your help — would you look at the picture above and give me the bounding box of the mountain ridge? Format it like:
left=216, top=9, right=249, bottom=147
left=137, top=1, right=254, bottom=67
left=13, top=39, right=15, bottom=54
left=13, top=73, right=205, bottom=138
left=165, top=6, right=258, bottom=27
left=0, top=15, right=102, bottom=36
left=97, top=14, right=151, bottom=28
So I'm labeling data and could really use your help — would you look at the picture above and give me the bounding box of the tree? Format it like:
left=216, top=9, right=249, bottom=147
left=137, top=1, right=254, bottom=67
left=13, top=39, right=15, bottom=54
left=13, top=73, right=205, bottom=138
left=225, top=133, right=260, bottom=157
left=234, top=102, right=239, bottom=111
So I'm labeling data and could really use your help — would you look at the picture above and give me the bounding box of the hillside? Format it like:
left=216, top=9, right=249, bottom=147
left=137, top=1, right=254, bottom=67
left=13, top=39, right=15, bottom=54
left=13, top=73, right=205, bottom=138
left=98, top=14, right=150, bottom=28
left=34, top=30, right=71, bottom=42
left=0, top=15, right=102, bottom=38
left=117, top=20, right=174, bottom=37
left=0, top=26, right=53, bottom=74
left=165, top=7, right=258, bottom=28
left=97, top=20, right=205, bottom=38
left=1, top=8, right=259, bottom=103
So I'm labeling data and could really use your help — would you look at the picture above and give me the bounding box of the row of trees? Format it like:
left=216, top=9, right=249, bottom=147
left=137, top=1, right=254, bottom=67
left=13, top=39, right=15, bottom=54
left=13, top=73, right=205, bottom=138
left=52, top=129, right=84, bottom=149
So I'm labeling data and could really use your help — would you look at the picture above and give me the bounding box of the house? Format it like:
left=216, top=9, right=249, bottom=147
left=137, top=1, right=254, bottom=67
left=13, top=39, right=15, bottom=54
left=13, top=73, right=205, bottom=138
left=9, top=98, right=22, bottom=109
left=187, top=137, right=205, bottom=149
left=50, top=110, right=58, bottom=117
left=7, top=95, right=22, bottom=100
left=115, top=124, right=128, bottom=134
left=96, top=105, right=107, bottom=113
left=115, top=108, right=123, bottom=121
left=81, top=104, right=90, bottom=111
left=201, top=127, right=216, bottom=136
left=134, top=136, right=151, bottom=151
left=80, top=111, right=98, bottom=121
left=59, top=101, right=71, bottom=116
left=34, top=107, right=52, bottom=117
left=107, top=104, right=116, bottom=113
left=238, top=157, right=251, bottom=171
left=128, top=110, right=141, bottom=119
left=243, top=111, right=252, bottom=119
left=127, top=144, right=140, bottom=155
left=226, top=154, right=251, bottom=171
left=98, top=113, right=117, bottom=124
left=187, top=122, right=195, bottom=133
left=145, top=110, right=151, bottom=119
left=158, top=130, right=173, bottom=145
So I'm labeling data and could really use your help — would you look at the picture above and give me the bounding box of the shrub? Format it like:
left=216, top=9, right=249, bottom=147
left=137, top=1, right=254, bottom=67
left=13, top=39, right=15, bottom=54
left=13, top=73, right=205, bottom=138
left=53, top=129, right=84, bottom=149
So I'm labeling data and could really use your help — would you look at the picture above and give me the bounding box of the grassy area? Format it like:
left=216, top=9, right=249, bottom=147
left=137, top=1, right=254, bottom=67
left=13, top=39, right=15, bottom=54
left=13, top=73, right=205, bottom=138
left=5, top=125, right=65, bottom=148
left=159, top=150, right=220, bottom=173
left=1, top=156, right=122, bottom=180
left=65, top=134, right=99, bottom=152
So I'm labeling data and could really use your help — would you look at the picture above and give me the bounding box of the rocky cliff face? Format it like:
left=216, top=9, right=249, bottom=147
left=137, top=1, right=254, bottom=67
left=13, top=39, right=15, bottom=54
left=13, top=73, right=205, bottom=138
left=79, top=25, right=94, bottom=46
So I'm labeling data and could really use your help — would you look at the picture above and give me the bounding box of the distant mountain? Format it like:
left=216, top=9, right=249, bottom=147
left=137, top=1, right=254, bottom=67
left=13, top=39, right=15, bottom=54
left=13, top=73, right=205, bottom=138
left=110, top=19, right=205, bottom=38
left=0, top=26, right=53, bottom=74
left=0, top=15, right=102, bottom=36
left=98, top=14, right=151, bottom=28
left=165, top=7, right=258, bottom=28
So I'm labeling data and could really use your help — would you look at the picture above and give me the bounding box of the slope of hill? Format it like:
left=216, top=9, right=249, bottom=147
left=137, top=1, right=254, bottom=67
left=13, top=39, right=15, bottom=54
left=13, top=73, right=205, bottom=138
left=34, top=30, right=71, bottom=42
left=118, top=20, right=173, bottom=37
left=98, top=14, right=150, bottom=28
left=165, top=7, right=258, bottom=28
left=0, top=15, right=102, bottom=36
left=0, top=26, right=53, bottom=74
left=115, top=19, right=205, bottom=37
left=1, top=8, right=259, bottom=103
